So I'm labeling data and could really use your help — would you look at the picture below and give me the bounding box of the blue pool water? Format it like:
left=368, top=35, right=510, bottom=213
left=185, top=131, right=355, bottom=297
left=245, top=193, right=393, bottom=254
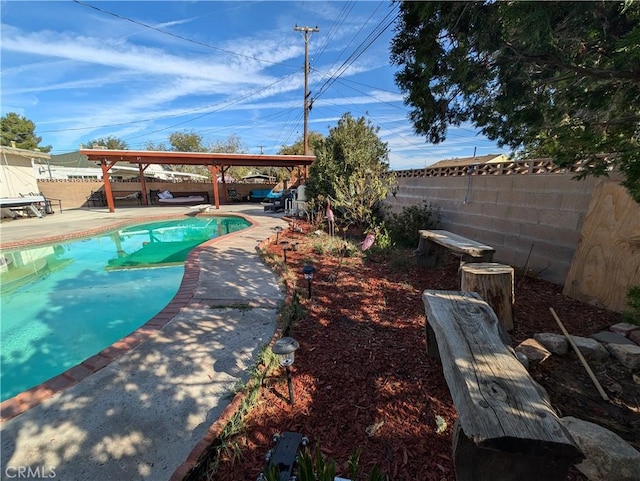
left=0, top=216, right=250, bottom=401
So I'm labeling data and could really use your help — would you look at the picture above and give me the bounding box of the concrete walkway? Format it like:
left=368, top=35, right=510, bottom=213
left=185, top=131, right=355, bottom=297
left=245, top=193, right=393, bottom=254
left=0, top=205, right=288, bottom=481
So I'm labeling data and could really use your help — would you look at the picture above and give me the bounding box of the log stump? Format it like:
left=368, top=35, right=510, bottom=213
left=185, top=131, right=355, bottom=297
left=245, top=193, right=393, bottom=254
left=460, top=263, right=514, bottom=331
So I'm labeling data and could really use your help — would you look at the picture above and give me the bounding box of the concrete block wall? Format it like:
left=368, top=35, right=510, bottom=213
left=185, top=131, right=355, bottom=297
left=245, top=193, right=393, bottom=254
left=38, top=180, right=104, bottom=210
left=36, top=180, right=278, bottom=210
left=387, top=173, right=602, bottom=285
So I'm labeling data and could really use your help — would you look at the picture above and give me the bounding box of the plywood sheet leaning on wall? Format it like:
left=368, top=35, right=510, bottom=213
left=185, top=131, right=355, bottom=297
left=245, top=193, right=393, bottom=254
left=564, top=181, right=640, bottom=312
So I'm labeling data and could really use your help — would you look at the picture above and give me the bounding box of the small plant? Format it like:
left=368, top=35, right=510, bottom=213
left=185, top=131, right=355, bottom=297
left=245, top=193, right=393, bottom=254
left=348, top=449, right=361, bottom=481
left=338, top=238, right=361, bottom=258
left=312, top=241, right=327, bottom=255
left=280, top=289, right=306, bottom=333
left=363, top=221, right=393, bottom=256
left=623, top=285, right=640, bottom=326
left=386, top=202, right=441, bottom=247
left=297, top=444, right=386, bottom=481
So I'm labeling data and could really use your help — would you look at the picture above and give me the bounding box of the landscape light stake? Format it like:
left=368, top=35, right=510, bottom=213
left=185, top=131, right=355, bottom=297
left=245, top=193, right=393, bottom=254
left=302, top=264, right=316, bottom=299
left=273, top=226, right=283, bottom=245
left=280, top=241, right=290, bottom=263
left=272, top=337, right=300, bottom=405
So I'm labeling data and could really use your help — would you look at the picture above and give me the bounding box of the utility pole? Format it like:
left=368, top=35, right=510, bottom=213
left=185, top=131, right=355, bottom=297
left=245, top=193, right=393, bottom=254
left=294, top=25, right=319, bottom=156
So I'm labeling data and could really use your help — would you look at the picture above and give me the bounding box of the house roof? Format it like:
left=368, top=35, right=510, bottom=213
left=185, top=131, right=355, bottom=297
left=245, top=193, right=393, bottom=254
left=0, top=145, right=51, bottom=160
left=428, top=154, right=507, bottom=169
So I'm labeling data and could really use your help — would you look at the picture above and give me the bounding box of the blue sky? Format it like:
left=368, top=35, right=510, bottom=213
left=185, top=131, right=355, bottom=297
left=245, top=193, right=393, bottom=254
left=1, top=0, right=511, bottom=170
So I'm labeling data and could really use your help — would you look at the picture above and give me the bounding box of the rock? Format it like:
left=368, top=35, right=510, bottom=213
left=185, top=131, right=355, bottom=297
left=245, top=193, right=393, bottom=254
left=560, top=416, right=640, bottom=481
left=515, top=338, right=551, bottom=363
left=609, top=322, right=640, bottom=337
left=630, top=330, right=640, bottom=345
left=591, top=331, right=636, bottom=346
left=605, top=343, right=640, bottom=370
left=569, top=336, right=609, bottom=361
left=534, top=332, right=568, bottom=355
left=633, top=372, right=640, bottom=385
left=515, top=350, right=529, bottom=370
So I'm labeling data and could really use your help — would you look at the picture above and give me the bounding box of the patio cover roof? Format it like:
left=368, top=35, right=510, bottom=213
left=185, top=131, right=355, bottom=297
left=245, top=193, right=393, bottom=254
left=79, top=149, right=315, bottom=168
left=79, top=149, right=316, bottom=212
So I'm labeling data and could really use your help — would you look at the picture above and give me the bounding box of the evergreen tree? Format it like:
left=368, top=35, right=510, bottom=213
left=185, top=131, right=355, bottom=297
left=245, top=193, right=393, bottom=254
left=1, top=112, right=52, bottom=152
left=306, top=113, right=393, bottom=228
left=391, top=1, right=640, bottom=202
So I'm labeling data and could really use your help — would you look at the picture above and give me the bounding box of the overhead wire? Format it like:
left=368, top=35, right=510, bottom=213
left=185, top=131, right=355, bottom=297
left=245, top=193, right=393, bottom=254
left=72, top=0, right=299, bottom=68
left=312, top=3, right=399, bottom=102
left=121, top=73, right=298, bottom=143
left=51, top=2, right=413, bottom=156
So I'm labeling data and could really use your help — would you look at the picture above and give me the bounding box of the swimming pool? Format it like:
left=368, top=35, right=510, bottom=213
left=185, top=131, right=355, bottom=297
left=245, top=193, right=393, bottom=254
left=0, top=216, right=250, bottom=402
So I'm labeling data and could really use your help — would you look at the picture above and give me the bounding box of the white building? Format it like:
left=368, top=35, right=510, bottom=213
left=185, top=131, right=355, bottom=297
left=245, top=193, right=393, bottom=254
left=39, top=151, right=207, bottom=181
left=0, top=146, right=48, bottom=198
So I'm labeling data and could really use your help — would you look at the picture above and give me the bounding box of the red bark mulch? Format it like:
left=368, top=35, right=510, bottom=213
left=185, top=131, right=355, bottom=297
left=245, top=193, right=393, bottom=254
left=201, top=221, right=636, bottom=481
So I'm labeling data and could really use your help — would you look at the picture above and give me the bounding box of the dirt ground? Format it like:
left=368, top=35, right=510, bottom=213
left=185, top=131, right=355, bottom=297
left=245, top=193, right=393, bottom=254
left=203, top=223, right=639, bottom=481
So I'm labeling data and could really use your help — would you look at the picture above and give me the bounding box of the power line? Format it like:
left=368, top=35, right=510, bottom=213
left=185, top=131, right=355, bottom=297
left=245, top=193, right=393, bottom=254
left=312, top=5, right=399, bottom=102
left=72, top=0, right=299, bottom=69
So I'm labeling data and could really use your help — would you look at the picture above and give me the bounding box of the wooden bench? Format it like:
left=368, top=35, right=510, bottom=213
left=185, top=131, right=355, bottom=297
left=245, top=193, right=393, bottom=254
left=422, top=290, right=583, bottom=481
left=149, top=190, right=210, bottom=205
left=415, top=229, right=494, bottom=267
left=86, top=190, right=105, bottom=207
left=112, top=191, right=142, bottom=205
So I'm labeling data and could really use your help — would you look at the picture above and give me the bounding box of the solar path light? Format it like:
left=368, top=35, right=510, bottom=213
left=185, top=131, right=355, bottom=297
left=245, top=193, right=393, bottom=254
left=280, top=241, right=290, bottom=263
left=272, top=337, right=300, bottom=405
left=302, top=264, right=316, bottom=299
left=273, top=226, right=283, bottom=245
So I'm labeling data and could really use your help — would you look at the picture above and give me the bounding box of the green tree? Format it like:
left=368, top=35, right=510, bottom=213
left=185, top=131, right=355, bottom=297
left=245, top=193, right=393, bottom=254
left=169, top=131, right=207, bottom=152
left=85, top=136, right=128, bottom=150
left=278, top=131, right=324, bottom=155
left=306, top=113, right=392, bottom=228
left=149, top=132, right=250, bottom=179
left=208, top=134, right=252, bottom=181
left=277, top=132, right=325, bottom=184
left=144, top=140, right=168, bottom=151
left=1, top=112, right=52, bottom=152
left=391, top=1, right=640, bottom=202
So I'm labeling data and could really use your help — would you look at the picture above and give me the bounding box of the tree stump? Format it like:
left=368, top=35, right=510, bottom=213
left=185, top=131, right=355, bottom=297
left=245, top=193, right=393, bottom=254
left=460, top=263, right=514, bottom=331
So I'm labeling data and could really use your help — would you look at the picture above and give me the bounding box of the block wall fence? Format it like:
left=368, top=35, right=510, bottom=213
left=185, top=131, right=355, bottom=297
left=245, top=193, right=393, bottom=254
left=385, top=171, right=603, bottom=286
left=36, top=180, right=276, bottom=210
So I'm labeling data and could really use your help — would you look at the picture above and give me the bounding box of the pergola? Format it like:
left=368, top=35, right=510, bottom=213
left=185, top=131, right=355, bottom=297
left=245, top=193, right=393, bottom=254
left=79, top=149, right=315, bottom=212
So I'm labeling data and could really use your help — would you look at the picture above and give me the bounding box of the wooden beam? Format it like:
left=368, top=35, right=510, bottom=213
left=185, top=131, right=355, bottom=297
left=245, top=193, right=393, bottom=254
left=100, top=160, right=115, bottom=213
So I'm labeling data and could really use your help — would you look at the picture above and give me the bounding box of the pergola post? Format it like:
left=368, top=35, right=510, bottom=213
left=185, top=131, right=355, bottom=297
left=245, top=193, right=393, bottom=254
left=100, top=160, right=115, bottom=213
left=138, top=163, right=149, bottom=206
left=209, top=165, right=220, bottom=209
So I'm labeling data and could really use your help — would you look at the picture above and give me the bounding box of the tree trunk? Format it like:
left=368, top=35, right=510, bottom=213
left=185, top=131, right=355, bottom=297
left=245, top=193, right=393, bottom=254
left=460, top=263, right=515, bottom=331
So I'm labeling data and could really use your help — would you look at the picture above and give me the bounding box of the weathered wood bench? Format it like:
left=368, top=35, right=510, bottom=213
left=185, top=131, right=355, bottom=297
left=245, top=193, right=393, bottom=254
left=415, top=229, right=494, bottom=267
left=112, top=191, right=142, bottom=205
left=149, top=190, right=210, bottom=205
left=422, top=290, right=583, bottom=481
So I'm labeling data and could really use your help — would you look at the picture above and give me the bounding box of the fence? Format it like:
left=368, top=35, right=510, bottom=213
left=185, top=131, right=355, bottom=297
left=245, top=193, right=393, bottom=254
left=36, top=179, right=276, bottom=209
left=387, top=160, right=639, bottom=312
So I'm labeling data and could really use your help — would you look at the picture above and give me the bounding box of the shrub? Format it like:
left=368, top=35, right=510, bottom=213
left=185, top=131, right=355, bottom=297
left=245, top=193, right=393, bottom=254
left=386, top=202, right=441, bottom=247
